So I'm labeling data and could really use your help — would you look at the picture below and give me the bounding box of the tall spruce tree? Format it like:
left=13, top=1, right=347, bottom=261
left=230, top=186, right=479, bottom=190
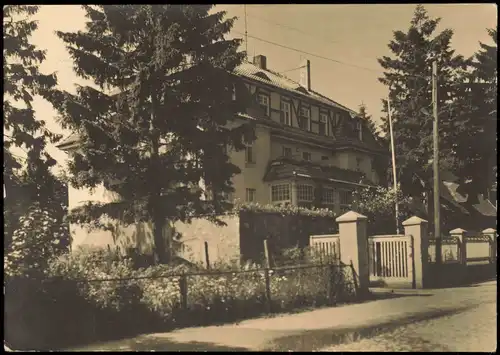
left=358, top=103, right=389, bottom=186
left=471, top=28, right=497, bottom=195
left=377, top=5, right=473, bottom=213
left=47, top=5, right=254, bottom=263
left=358, top=103, right=380, bottom=139
left=3, top=5, right=64, bottom=249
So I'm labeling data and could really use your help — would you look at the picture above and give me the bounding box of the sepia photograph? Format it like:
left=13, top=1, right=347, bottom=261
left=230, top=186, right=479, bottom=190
left=3, top=4, right=497, bottom=352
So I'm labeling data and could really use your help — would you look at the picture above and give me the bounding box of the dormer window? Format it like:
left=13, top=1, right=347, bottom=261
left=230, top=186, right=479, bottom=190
left=254, top=72, right=271, bottom=81
left=299, top=106, right=310, bottom=131
left=319, top=112, right=328, bottom=136
left=356, top=121, right=363, bottom=141
left=280, top=100, right=291, bottom=126
left=257, top=93, right=270, bottom=116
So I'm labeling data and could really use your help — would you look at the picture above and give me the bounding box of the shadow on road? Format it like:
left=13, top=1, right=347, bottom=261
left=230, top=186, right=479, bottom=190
left=261, top=306, right=474, bottom=352
left=69, top=337, right=251, bottom=352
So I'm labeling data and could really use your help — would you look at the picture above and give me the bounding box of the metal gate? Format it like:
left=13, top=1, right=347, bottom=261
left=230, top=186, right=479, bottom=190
left=368, top=235, right=415, bottom=289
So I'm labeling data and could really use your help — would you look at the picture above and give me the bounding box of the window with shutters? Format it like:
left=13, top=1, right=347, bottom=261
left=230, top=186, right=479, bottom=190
left=302, top=151, right=311, bottom=161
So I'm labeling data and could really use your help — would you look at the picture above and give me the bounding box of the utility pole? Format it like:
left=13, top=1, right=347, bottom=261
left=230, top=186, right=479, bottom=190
left=244, top=5, right=248, bottom=60
left=387, top=93, right=400, bottom=234
left=432, top=60, right=442, bottom=265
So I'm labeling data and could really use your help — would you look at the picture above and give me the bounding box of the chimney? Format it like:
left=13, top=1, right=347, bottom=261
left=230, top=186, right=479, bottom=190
left=299, top=59, right=311, bottom=91
left=253, top=55, right=267, bottom=70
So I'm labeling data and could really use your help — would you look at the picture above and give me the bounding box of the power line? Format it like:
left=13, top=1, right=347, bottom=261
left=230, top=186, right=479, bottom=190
left=233, top=30, right=381, bottom=74
left=279, top=65, right=306, bottom=74
left=234, top=30, right=441, bottom=82
left=242, top=9, right=340, bottom=45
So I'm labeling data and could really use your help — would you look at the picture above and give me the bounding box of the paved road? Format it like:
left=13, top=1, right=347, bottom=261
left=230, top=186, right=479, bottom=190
left=321, top=283, right=497, bottom=352
left=70, top=281, right=497, bottom=352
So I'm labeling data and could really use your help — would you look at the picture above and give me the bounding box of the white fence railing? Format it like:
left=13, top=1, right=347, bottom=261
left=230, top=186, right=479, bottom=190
left=309, top=234, right=340, bottom=262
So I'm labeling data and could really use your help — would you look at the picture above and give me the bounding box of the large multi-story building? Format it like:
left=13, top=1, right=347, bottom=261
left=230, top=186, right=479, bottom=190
left=219, top=55, right=386, bottom=214
left=57, top=54, right=388, bottom=250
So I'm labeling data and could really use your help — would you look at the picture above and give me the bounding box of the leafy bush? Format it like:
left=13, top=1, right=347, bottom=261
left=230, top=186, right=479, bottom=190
left=351, top=185, right=413, bottom=235
left=10, top=245, right=357, bottom=350
left=4, top=204, right=69, bottom=280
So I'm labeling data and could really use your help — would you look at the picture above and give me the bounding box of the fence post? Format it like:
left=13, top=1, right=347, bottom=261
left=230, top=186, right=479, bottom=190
left=263, top=239, right=272, bottom=313
left=402, top=216, right=429, bottom=289
left=326, top=263, right=334, bottom=305
left=179, top=275, right=188, bottom=311
left=482, top=228, right=497, bottom=262
left=450, top=228, right=467, bottom=264
left=336, top=211, right=369, bottom=296
left=204, top=241, right=210, bottom=270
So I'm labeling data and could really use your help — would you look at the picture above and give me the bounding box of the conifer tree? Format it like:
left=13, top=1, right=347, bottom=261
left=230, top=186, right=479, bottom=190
left=377, top=5, right=473, bottom=207
left=47, top=5, right=254, bottom=263
left=3, top=5, right=64, bottom=249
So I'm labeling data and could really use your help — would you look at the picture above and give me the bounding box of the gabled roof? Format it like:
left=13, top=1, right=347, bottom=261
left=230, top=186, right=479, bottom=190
left=233, top=62, right=359, bottom=117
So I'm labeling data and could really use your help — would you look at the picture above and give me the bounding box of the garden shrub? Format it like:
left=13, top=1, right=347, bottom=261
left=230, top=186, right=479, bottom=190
left=10, top=244, right=357, bottom=350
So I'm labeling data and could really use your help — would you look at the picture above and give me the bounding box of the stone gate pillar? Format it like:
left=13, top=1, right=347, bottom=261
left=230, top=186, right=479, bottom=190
left=402, top=216, right=429, bottom=289
left=336, top=211, right=369, bottom=295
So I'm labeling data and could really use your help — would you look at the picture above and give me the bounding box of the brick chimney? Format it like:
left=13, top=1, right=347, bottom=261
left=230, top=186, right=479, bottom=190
left=253, top=55, right=267, bottom=70
left=299, top=59, right=311, bottom=91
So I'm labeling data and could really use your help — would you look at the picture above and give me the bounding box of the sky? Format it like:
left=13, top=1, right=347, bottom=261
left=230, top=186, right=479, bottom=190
left=27, top=4, right=497, bottom=174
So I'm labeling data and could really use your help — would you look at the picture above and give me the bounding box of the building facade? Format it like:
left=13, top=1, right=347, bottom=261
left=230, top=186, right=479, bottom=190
left=219, top=55, right=387, bottom=214
left=57, top=55, right=388, bottom=250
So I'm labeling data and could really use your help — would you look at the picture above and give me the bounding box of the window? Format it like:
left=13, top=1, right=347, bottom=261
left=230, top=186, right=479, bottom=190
left=339, top=189, right=352, bottom=210
left=299, top=106, right=311, bottom=119
left=322, top=188, right=336, bottom=205
left=299, top=106, right=310, bottom=131
left=321, top=155, right=329, bottom=161
left=302, top=152, right=311, bottom=161
left=356, top=121, right=363, bottom=141
left=282, top=146, right=292, bottom=158
left=280, top=100, right=291, bottom=126
left=297, top=184, right=314, bottom=202
left=258, top=93, right=270, bottom=116
left=246, top=188, right=256, bottom=202
left=271, top=184, right=290, bottom=202
left=245, top=144, right=255, bottom=164
left=319, top=113, right=328, bottom=136
left=334, top=112, right=341, bottom=127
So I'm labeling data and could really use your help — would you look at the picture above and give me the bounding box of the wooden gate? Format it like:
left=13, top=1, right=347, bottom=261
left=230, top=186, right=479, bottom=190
left=368, top=235, right=415, bottom=289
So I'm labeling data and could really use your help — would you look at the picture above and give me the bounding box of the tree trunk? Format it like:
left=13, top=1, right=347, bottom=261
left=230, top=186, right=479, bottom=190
left=150, top=92, right=171, bottom=265
left=152, top=207, right=170, bottom=265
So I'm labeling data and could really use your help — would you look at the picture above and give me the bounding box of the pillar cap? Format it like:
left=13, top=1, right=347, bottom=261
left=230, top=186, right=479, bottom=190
left=336, top=210, right=367, bottom=223
left=402, top=216, right=428, bottom=227
left=449, top=228, right=467, bottom=234
left=482, top=228, right=496, bottom=233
